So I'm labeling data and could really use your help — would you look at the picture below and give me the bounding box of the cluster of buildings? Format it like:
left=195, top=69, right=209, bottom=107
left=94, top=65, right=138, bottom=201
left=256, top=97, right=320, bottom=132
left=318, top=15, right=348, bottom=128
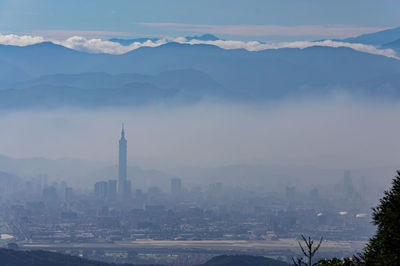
left=0, top=125, right=375, bottom=265
left=94, top=125, right=131, bottom=200
left=93, top=126, right=187, bottom=203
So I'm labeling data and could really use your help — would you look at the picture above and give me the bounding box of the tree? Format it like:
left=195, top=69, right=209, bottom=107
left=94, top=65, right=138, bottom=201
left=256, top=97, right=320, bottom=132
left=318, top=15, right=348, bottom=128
left=364, top=171, right=400, bottom=265
left=317, top=256, right=365, bottom=266
left=292, top=235, right=323, bottom=266
left=292, top=236, right=365, bottom=266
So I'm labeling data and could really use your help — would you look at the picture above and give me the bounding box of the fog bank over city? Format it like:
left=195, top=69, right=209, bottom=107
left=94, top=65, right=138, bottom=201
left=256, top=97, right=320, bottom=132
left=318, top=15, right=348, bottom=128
left=1, top=96, right=399, bottom=178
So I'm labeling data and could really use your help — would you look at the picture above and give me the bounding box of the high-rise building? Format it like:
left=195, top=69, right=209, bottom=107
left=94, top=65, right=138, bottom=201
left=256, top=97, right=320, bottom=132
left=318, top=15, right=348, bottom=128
left=108, top=180, right=117, bottom=200
left=94, top=181, right=108, bottom=199
left=118, top=124, right=127, bottom=196
left=171, top=178, right=182, bottom=196
left=124, top=180, right=132, bottom=199
left=43, top=186, right=59, bottom=208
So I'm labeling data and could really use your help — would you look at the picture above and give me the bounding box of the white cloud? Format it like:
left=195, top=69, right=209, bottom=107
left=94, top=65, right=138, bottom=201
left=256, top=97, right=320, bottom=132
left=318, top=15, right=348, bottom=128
left=56, top=36, right=398, bottom=59
left=179, top=39, right=399, bottom=59
left=0, top=33, right=45, bottom=46
left=0, top=32, right=397, bottom=59
left=54, top=36, right=167, bottom=54
left=55, top=36, right=167, bottom=54
left=0, top=33, right=167, bottom=55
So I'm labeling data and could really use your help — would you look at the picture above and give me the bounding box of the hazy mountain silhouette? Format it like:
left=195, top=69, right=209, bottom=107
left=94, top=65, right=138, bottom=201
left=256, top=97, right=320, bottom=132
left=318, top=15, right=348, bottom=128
left=109, top=37, right=161, bottom=46
left=343, top=27, right=400, bottom=45
left=0, top=82, right=184, bottom=109
left=108, top=34, right=219, bottom=46
left=0, top=69, right=230, bottom=109
left=0, top=42, right=106, bottom=77
left=0, top=170, right=20, bottom=185
left=1, top=42, right=400, bottom=107
left=382, top=38, right=400, bottom=53
left=185, top=34, right=219, bottom=41
left=0, top=59, right=30, bottom=85
left=0, top=154, right=174, bottom=188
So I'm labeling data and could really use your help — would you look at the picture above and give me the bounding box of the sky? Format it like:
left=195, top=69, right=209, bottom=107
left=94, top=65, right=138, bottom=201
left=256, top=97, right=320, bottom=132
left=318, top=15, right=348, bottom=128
left=0, top=0, right=399, bottom=41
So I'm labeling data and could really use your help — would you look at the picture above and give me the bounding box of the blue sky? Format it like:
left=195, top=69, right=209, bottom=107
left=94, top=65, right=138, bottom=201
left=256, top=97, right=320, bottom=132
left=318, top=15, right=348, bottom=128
left=0, top=0, right=399, bottom=40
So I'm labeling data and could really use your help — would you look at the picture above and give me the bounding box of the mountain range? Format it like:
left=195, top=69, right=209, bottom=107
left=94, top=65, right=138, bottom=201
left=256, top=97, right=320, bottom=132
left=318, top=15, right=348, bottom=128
left=343, top=27, right=400, bottom=46
left=0, top=154, right=175, bottom=189
left=343, top=27, right=400, bottom=53
left=1, top=29, right=400, bottom=108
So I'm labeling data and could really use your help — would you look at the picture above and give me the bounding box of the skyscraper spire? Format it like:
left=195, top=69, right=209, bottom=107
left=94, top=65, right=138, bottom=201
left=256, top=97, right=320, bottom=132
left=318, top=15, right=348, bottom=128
left=118, top=124, right=128, bottom=197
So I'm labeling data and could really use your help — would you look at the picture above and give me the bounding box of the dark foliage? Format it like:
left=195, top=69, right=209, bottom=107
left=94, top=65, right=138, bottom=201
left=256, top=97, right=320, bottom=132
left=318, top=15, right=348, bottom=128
left=199, top=255, right=290, bottom=266
left=0, top=248, right=159, bottom=266
left=364, top=171, right=400, bottom=265
left=317, top=256, right=365, bottom=265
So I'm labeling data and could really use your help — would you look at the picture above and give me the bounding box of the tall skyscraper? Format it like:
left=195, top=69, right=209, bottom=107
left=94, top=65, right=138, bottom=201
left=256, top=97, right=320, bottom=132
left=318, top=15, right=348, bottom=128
left=118, top=124, right=127, bottom=196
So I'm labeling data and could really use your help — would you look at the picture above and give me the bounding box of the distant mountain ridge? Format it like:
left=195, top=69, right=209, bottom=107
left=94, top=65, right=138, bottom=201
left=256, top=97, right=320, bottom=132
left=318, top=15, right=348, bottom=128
left=0, top=170, right=20, bottom=185
left=341, top=26, right=400, bottom=54
left=382, top=38, right=400, bottom=54
left=109, top=37, right=161, bottom=46
left=0, top=154, right=174, bottom=189
left=185, top=34, right=219, bottom=41
left=1, top=41, right=400, bottom=108
left=1, top=69, right=228, bottom=108
left=343, top=27, right=400, bottom=45
left=108, top=34, right=219, bottom=46
left=1, top=152, right=393, bottom=194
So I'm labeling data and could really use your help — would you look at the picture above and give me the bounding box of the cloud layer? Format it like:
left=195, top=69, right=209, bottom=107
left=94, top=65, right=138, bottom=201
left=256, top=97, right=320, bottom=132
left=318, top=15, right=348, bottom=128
left=0, top=33, right=45, bottom=46
left=179, top=38, right=398, bottom=59
left=54, top=36, right=167, bottom=54
left=0, top=32, right=397, bottom=59
left=2, top=98, right=400, bottom=172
